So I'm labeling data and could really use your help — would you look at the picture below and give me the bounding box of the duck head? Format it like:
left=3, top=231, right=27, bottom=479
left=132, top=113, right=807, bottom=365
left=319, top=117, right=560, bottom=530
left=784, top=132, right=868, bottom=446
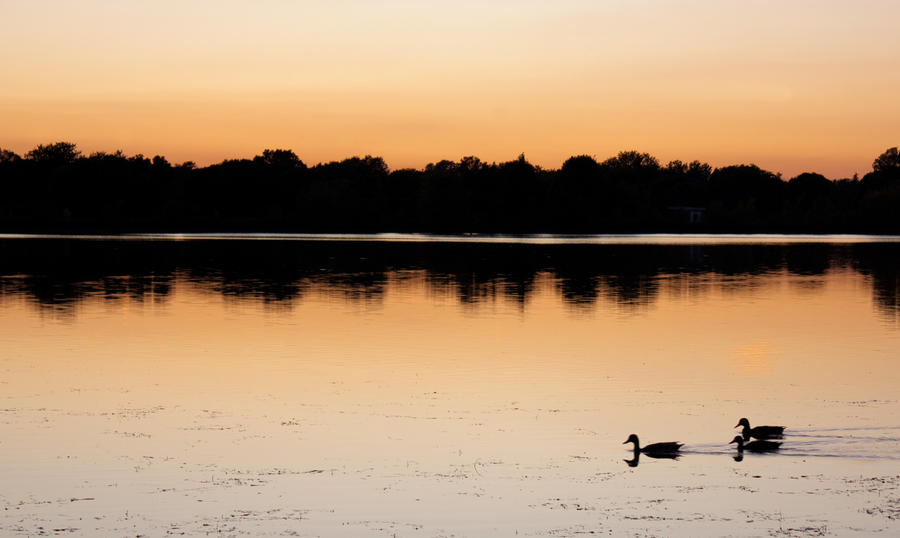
left=735, top=418, right=751, bottom=429
left=729, top=435, right=745, bottom=449
left=623, top=434, right=639, bottom=446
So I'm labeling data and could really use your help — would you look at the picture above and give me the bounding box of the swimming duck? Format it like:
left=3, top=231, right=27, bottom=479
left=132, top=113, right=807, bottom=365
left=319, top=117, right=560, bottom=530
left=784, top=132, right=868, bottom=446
left=730, top=434, right=781, bottom=452
left=623, top=434, right=683, bottom=456
left=735, top=417, right=785, bottom=440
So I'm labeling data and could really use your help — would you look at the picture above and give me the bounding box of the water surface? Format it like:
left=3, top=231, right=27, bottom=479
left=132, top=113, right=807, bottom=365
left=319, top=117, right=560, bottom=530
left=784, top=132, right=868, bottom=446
left=1, top=236, right=898, bottom=536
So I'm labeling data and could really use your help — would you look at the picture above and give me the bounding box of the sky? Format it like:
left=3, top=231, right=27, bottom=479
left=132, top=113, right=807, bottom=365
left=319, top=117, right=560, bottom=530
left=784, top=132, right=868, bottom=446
left=1, top=0, right=899, bottom=178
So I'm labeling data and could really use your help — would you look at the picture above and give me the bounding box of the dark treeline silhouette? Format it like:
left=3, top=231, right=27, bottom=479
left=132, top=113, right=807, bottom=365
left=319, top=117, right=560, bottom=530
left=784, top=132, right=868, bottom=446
left=0, top=238, right=897, bottom=318
left=1, top=143, right=899, bottom=233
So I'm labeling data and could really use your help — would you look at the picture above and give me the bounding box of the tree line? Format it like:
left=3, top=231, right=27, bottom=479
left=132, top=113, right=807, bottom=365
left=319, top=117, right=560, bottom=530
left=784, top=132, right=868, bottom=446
left=0, top=143, right=898, bottom=233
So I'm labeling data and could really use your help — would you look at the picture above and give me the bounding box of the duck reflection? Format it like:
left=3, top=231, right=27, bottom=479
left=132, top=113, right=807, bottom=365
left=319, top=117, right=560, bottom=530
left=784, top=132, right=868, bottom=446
left=730, top=435, right=782, bottom=453
left=623, top=450, right=681, bottom=467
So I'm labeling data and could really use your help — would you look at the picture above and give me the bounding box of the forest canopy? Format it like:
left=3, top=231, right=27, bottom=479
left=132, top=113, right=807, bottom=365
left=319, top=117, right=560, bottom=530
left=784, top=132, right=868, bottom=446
left=0, top=143, right=898, bottom=234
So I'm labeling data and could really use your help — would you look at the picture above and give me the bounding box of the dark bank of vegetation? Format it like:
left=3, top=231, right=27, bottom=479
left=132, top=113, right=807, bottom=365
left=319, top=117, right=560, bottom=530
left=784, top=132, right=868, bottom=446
left=1, top=143, right=898, bottom=233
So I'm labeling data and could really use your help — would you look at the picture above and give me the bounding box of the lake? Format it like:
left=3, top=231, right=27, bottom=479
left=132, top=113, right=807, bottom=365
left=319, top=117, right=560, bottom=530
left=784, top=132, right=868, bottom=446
left=1, top=235, right=899, bottom=537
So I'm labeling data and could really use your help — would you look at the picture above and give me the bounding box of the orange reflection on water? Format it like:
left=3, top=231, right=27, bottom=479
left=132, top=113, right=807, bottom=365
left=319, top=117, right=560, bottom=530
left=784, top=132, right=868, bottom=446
left=1, top=268, right=897, bottom=425
left=1, top=264, right=899, bottom=536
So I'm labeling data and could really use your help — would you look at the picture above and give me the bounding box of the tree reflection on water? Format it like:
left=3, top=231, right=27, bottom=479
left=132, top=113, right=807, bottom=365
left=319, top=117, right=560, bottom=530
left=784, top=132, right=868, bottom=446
left=0, top=238, right=897, bottom=320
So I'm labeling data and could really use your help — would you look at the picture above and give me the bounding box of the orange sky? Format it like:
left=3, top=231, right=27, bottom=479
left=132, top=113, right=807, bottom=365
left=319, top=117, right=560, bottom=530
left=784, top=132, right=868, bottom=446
left=1, top=1, right=898, bottom=178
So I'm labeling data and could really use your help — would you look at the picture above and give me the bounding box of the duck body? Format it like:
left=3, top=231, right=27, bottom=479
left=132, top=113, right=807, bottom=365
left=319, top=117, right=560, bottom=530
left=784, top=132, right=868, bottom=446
left=623, top=434, right=683, bottom=456
left=735, top=418, right=785, bottom=440
left=730, top=435, right=781, bottom=452
left=641, top=441, right=684, bottom=455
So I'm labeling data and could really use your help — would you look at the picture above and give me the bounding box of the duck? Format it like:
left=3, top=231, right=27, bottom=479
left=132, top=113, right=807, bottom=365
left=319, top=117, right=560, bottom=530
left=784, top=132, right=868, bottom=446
left=735, top=417, right=785, bottom=440
left=623, top=434, right=683, bottom=457
left=730, top=434, right=781, bottom=452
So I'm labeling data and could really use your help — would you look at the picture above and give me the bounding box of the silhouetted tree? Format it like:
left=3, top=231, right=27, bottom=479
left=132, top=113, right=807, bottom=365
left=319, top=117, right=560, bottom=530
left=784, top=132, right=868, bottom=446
left=0, top=149, right=21, bottom=163
left=25, top=142, right=80, bottom=165
left=253, top=148, right=306, bottom=169
left=857, top=147, right=900, bottom=232
left=88, top=150, right=126, bottom=160
left=598, top=151, right=664, bottom=229
left=665, top=160, right=712, bottom=181
left=493, top=154, right=543, bottom=231
left=459, top=155, right=486, bottom=173
left=873, top=147, right=900, bottom=173
left=788, top=172, right=831, bottom=197
left=561, top=154, right=601, bottom=176
left=708, top=164, right=784, bottom=230
left=602, top=150, right=659, bottom=170
left=659, top=159, right=711, bottom=221
left=553, top=155, right=605, bottom=231
left=785, top=172, right=836, bottom=230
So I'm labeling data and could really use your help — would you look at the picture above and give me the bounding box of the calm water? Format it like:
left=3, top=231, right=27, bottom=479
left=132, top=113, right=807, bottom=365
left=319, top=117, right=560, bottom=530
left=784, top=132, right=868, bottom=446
left=1, top=235, right=899, bottom=537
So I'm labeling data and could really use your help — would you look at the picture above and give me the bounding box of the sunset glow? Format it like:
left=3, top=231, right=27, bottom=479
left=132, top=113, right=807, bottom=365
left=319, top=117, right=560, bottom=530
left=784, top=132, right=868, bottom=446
left=2, top=0, right=899, bottom=177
